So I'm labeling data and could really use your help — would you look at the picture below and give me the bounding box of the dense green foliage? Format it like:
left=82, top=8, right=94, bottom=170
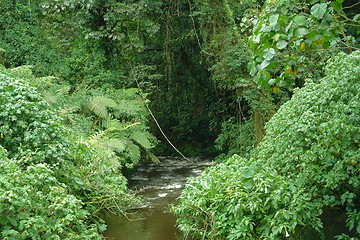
left=1, top=0, right=360, bottom=238
left=0, top=146, right=101, bottom=239
left=173, top=51, right=360, bottom=239
left=249, top=0, right=360, bottom=90
left=0, top=68, right=144, bottom=238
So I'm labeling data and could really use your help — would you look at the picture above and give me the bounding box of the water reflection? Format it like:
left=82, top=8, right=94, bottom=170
left=104, top=157, right=214, bottom=240
left=105, top=210, right=185, bottom=240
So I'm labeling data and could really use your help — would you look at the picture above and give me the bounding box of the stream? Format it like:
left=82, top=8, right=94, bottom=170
left=104, top=156, right=355, bottom=240
left=104, top=156, right=215, bottom=240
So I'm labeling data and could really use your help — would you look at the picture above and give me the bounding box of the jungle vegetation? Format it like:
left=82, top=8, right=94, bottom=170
left=0, top=0, right=359, bottom=239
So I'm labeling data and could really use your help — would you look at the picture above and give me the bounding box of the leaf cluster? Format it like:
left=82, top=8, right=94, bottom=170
left=173, top=51, right=360, bottom=239
left=0, top=68, right=141, bottom=238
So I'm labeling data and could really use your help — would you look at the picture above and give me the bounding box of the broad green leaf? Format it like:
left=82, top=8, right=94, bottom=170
left=279, top=79, right=287, bottom=87
left=253, top=34, right=261, bottom=43
left=273, top=34, right=281, bottom=42
left=293, top=15, right=306, bottom=25
left=242, top=167, right=254, bottom=178
left=311, top=3, right=327, bottom=19
left=263, top=48, right=276, bottom=60
left=269, top=14, right=279, bottom=26
left=306, top=31, right=316, bottom=40
left=131, top=131, right=151, bottom=149
left=330, top=1, right=342, bottom=11
left=276, top=40, right=288, bottom=49
left=260, top=60, right=271, bottom=69
left=248, top=61, right=257, bottom=76
left=295, top=28, right=309, bottom=37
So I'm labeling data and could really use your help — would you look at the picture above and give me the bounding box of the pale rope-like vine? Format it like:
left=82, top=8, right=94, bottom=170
left=127, top=61, right=192, bottom=162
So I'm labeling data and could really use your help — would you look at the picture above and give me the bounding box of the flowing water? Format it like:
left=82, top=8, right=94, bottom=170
left=104, top=156, right=356, bottom=240
left=104, top=156, right=215, bottom=240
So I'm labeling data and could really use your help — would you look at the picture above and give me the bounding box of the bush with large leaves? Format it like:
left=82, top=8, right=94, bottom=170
left=0, top=69, right=137, bottom=238
left=173, top=51, right=360, bottom=239
left=0, top=146, right=102, bottom=239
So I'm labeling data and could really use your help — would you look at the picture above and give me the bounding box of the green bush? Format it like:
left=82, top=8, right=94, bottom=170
left=0, top=146, right=102, bottom=239
left=173, top=155, right=323, bottom=240
left=0, top=68, right=138, bottom=238
left=173, top=51, right=360, bottom=239
left=0, top=70, right=69, bottom=164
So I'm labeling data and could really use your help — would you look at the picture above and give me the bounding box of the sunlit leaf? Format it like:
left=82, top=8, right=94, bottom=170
left=263, top=48, right=276, bottom=60
left=260, top=60, right=271, bottom=69
left=300, top=42, right=306, bottom=51
left=295, top=28, right=309, bottom=37
left=242, top=167, right=254, bottom=178
left=269, top=14, right=279, bottom=26
left=276, top=40, right=288, bottom=50
left=311, top=3, right=327, bottom=19
left=293, top=15, right=306, bottom=25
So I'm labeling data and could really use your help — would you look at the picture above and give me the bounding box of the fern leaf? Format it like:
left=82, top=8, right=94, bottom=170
left=101, top=118, right=123, bottom=130
left=127, top=142, right=141, bottom=164
left=131, top=131, right=152, bottom=149
left=89, top=96, right=109, bottom=119
left=104, top=138, right=127, bottom=153
left=56, top=85, right=71, bottom=98
left=124, top=88, right=138, bottom=98
left=115, top=100, right=141, bottom=116
left=87, top=129, right=111, bottom=145
left=146, top=150, right=160, bottom=163
left=43, top=90, right=57, bottom=103
left=89, top=96, right=119, bottom=119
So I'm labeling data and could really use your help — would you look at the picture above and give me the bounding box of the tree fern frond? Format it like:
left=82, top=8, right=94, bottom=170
left=122, top=122, right=141, bottom=130
left=123, top=88, right=138, bottom=98
left=101, top=118, right=123, bottom=130
left=131, top=130, right=152, bottom=149
left=89, top=96, right=110, bottom=119
left=103, top=138, right=127, bottom=153
left=56, top=85, right=71, bottom=98
left=43, top=90, right=57, bottom=103
left=58, top=106, right=80, bottom=122
left=145, top=150, right=160, bottom=163
left=115, top=100, right=141, bottom=116
left=87, top=129, right=112, bottom=145
left=127, top=142, right=141, bottom=164
left=89, top=96, right=119, bottom=119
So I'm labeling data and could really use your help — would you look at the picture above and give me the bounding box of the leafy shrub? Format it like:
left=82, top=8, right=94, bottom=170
left=215, top=117, right=255, bottom=159
left=0, top=70, right=70, bottom=164
left=173, top=155, right=323, bottom=240
left=173, top=51, right=360, bottom=239
left=0, top=68, right=139, bottom=238
left=0, top=146, right=102, bottom=239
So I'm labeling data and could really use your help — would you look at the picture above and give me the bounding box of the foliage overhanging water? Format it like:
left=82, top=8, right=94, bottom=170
left=104, top=156, right=215, bottom=240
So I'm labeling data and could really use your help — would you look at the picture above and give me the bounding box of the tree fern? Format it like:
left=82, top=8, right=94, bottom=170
left=131, top=130, right=152, bottom=149
left=114, top=100, right=142, bottom=117
left=101, top=118, right=123, bottom=130
left=145, top=150, right=160, bottom=163
left=43, top=90, right=57, bottom=103
left=127, top=141, right=141, bottom=164
left=104, top=138, right=127, bottom=153
left=26, top=79, right=158, bottom=166
left=89, top=96, right=118, bottom=119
